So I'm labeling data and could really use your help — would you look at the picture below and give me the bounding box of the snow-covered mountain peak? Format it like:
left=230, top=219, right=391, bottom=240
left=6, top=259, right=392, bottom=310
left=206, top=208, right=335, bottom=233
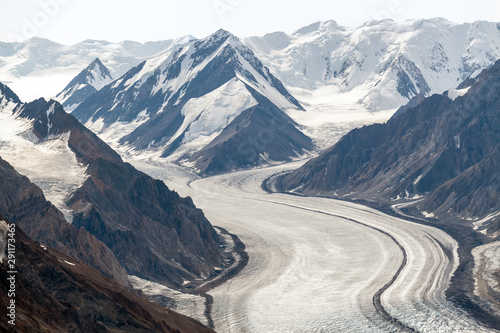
left=362, top=19, right=395, bottom=28
left=92, top=28, right=302, bottom=121
left=84, top=58, right=113, bottom=90
left=259, top=32, right=291, bottom=50
left=186, top=29, right=241, bottom=59
left=0, top=38, right=186, bottom=101
left=80, top=39, right=112, bottom=45
left=294, top=21, right=322, bottom=35
left=22, top=36, right=63, bottom=49
left=55, top=58, right=113, bottom=111
left=292, top=20, right=349, bottom=39
left=209, top=29, right=238, bottom=42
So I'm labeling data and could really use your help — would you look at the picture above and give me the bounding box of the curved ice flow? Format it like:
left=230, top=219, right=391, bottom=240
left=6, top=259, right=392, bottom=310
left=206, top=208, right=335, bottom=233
left=133, top=161, right=494, bottom=332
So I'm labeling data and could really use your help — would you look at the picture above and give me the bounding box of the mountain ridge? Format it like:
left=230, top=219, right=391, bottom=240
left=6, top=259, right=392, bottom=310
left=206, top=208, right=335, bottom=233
left=0, top=36, right=192, bottom=101
left=245, top=19, right=500, bottom=113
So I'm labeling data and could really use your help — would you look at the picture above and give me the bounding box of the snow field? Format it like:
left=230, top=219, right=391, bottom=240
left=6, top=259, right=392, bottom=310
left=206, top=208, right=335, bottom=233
left=177, top=78, right=257, bottom=145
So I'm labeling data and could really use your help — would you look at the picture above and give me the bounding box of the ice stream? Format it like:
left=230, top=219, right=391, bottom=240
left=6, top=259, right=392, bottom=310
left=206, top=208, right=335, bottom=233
left=132, top=160, right=495, bottom=332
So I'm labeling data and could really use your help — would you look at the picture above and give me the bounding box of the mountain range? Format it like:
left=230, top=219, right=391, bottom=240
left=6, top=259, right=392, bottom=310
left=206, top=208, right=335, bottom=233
left=71, top=29, right=313, bottom=175
left=1, top=18, right=500, bottom=331
left=1, top=19, right=499, bottom=269
left=246, top=18, right=500, bottom=113
left=0, top=36, right=193, bottom=101
left=0, top=82, right=226, bottom=289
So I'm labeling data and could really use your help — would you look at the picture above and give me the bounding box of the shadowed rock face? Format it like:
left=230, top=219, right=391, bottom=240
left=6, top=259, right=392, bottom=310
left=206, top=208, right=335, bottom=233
left=277, top=58, right=500, bottom=227
left=420, top=144, right=500, bottom=233
left=0, top=83, right=21, bottom=104
left=0, top=221, right=215, bottom=333
left=0, top=156, right=129, bottom=286
left=69, top=158, right=223, bottom=287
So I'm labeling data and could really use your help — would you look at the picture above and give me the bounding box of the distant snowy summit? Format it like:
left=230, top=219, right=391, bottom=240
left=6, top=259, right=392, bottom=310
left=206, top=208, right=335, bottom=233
left=2, top=19, right=500, bottom=113
left=245, top=18, right=500, bottom=112
left=56, top=58, right=113, bottom=112
left=2, top=18, right=500, bottom=114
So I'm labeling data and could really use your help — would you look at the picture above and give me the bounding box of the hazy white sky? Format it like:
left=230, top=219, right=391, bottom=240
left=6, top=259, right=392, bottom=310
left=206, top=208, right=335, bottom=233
left=0, top=0, right=499, bottom=44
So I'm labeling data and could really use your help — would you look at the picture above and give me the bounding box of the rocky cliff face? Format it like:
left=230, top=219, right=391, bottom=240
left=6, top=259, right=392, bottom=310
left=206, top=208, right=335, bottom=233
left=418, top=140, right=500, bottom=235
left=277, top=58, right=500, bottom=230
left=0, top=220, right=214, bottom=333
left=0, top=156, right=129, bottom=286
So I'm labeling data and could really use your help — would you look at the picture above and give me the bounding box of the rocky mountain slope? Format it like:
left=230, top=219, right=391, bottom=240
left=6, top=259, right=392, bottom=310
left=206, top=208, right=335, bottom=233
left=0, top=83, right=224, bottom=288
left=0, top=155, right=129, bottom=286
left=72, top=29, right=313, bottom=175
left=0, top=219, right=214, bottom=333
left=276, top=57, right=500, bottom=233
left=245, top=19, right=500, bottom=113
left=56, top=58, right=113, bottom=112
